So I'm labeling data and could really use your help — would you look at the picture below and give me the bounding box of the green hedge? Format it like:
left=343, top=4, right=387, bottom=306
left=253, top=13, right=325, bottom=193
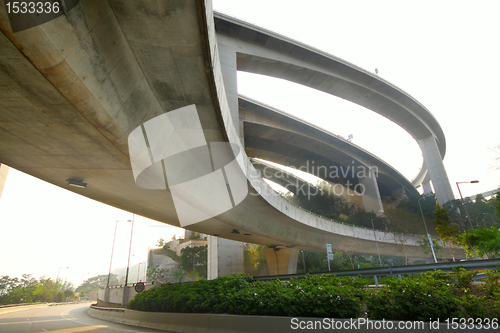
left=128, top=269, right=500, bottom=320
left=129, top=274, right=366, bottom=318
left=367, top=269, right=500, bottom=320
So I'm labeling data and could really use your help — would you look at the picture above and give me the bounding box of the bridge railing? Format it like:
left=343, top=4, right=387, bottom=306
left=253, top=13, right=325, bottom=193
left=253, top=258, right=500, bottom=286
left=280, top=193, right=421, bottom=238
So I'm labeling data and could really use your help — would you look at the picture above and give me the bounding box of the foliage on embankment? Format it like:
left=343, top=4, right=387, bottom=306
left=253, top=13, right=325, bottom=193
left=129, top=268, right=500, bottom=320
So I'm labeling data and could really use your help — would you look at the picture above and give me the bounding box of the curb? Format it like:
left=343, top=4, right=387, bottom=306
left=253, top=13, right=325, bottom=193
left=88, top=306, right=497, bottom=332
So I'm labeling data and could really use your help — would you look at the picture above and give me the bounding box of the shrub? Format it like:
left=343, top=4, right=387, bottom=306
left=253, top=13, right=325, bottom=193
left=129, top=271, right=500, bottom=320
left=129, top=274, right=364, bottom=318
left=366, top=271, right=458, bottom=321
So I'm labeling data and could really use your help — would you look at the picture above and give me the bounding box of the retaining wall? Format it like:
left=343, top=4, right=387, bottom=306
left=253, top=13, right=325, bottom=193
left=88, top=306, right=491, bottom=332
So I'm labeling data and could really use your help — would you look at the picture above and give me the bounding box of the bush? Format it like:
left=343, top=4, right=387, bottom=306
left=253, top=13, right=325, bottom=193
left=366, top=271, right=457, bottom=321
left=129, top=274, right=364, bottom=318
left=129, top=271, right=500, bottom=320
left=226, top=276, right=365, bottom=318
left=366, top=270, right=500, bottom=320
left=128, top=274, right=252, bottom=313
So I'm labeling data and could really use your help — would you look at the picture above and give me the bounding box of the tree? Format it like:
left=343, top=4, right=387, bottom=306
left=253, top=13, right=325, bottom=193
left=33, top=276, right=56, bottom=302
left=156, top=238, right=166, bottom=248
left=244, top=244, right=266, bottom=276
left=189, top=232, right=201, bottom=240
left=495, top=192, right=500, bottom=219
left=417, top=235, right=443, bottom=260
left=63, top=289, right=75, bottom=302
left=393, top=232, right=409, bottom=265
left=0, top=275, right=75, bottom=305
left=459, top=226, right=500, bottom=259
left=75, top=274, right=118, bottom=294
left=172, top=268, right=185, bottom=283
left=340, top=242, right=356, bottom=269
left=180, top=245, right=207, bottom=278
left=432, top=204, right=460, bottom=261
left=146, top=265, right=168, bottom=281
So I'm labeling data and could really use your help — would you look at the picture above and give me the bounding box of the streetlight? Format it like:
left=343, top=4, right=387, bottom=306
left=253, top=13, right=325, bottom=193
left=301, top=250, right=306, bottom=274
left=418, top=197, right=438, bottom=263
left=137, top=262, right=142, bottom=283
left=124, top=214, right=135, bottom=287
left=371, top=215, right=386, bottom=267
left=456, top=181, right=479, bottom=259
left=106, top=219, right=132, bottom=289
left=56, top=267, right=69, bottom=283
left=483, top=213, right=496, bottom=226
left=193, top=254, right=199, bottom=272
left=80, top=272, right=90, bottom=286
left=456, top=181, right=479, bottom=229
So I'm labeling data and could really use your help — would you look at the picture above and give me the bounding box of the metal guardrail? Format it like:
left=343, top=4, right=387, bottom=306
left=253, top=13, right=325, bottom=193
left=0, top=302, right=47, bottom=309
left=0, top=301, right=85, bottom=309
left=253, top=258, right=500, bottom=283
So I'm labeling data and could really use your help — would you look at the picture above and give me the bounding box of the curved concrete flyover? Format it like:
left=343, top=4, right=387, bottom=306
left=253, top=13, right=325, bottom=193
left=251, top=158, right=367, bottom=213
left=0, top=1, right=459, bottom=275
left=240, top=96, right=419, bottom=199
left=214, top=12, right=455, bottom=205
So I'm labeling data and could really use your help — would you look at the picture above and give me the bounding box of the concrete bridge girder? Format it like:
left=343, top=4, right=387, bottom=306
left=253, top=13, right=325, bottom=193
left=0, top=2, right=461, bottom=280
left=240, top=106, right=413, bottom=188
left=240, top=98, right=414, bottom=214
left=214, top=13, right=454, bottom=205
left=252, top=159, right=366, bottom=212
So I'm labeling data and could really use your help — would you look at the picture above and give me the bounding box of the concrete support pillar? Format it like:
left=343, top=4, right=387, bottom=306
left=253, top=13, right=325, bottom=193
left=122, top=286, right=132, bottom=306
left=422, top=172, right=433, bottom=195
left=263, top=247, right=299, bottom=275
left=103, top=288, right=110, bottom=303
left=418, top=136, right=454, bottom=205
left=207, top=236, right=245, bottom=280
left=216, top=38, right=241, bottom=142
left=358, top=171, right=384, bottom=216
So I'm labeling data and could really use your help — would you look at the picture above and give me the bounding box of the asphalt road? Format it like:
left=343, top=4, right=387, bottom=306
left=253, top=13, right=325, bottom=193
left=0, top=303, right=167, bottom=333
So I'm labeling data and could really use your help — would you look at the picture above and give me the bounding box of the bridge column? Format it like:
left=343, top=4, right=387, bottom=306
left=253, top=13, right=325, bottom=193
left=263, top=248, right=299, bottom=275
left=207, top=236, right=245, bottom=280
left=418, top=136, right=454, bottom=205
left=217, top=36, right=241, bottom=143
left=358, top=171, right=384, bottom=216
left=422, top=172, right=433, bottom=195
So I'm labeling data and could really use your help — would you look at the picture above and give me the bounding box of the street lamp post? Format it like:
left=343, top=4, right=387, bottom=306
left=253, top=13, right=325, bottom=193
left=456, top=181, right=479, bottom=259
left=301, top=250, right=306, bottom=274
left=137, top=262, right=142, bottom=283
left=56, top=267, right=69, bottom=284
left=194, top=254, right=199, bottom=271
left=418, top=197, right=438, bottom=263
left=106, top=219, right=132, bottom=289
left=371, top=215, right=386, bottom=267
left=80, top=272, right=90, bottom=286
left=484, top=213, right=496, bottom=226
left=456, top=181, right=479, bottom=229
left=124, top=214, right=135, bottom=287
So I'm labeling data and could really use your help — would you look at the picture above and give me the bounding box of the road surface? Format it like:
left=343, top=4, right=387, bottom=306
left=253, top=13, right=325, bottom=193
left=0, top=303, right=167, bottom=333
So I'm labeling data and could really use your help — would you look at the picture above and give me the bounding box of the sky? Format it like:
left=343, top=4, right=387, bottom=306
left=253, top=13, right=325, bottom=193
left=1, top=0, right=500, bottom=287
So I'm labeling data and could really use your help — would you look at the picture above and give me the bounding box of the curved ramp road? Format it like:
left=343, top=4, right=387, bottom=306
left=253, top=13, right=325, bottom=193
left=0, top=303, right=164, bottom=333
left=0, top=1, right=454, bottom=258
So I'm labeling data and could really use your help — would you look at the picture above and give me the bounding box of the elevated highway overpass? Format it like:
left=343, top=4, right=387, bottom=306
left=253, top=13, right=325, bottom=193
left=0, top=1, right=460, bottom=275
left=240, top=96, right=419, bottom=206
